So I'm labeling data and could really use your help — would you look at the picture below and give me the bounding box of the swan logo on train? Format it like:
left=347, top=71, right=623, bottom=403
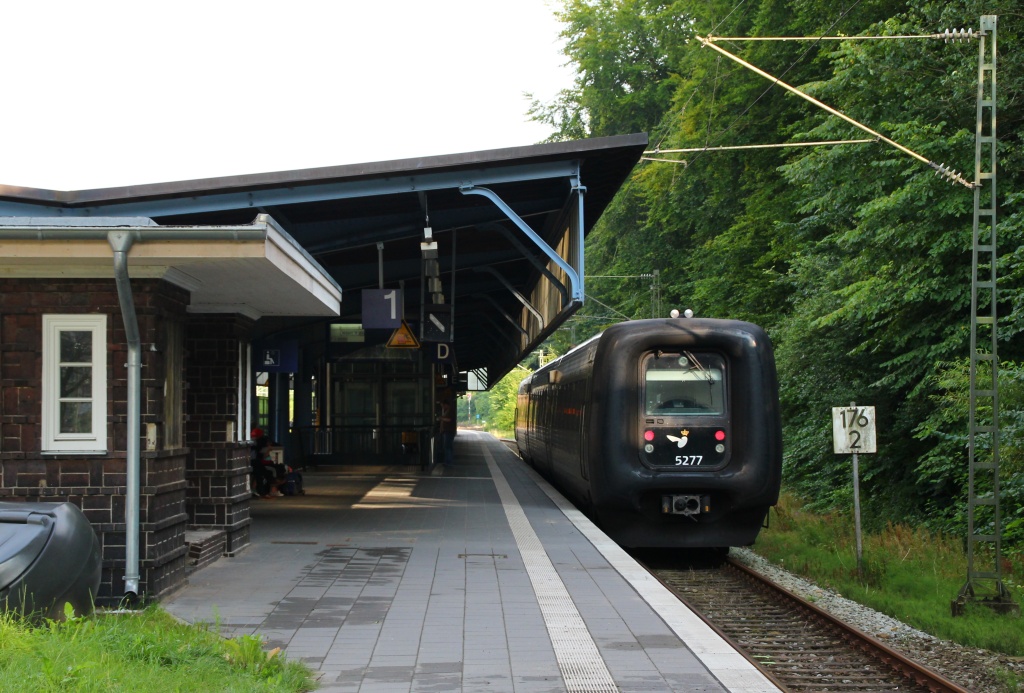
left=666, top=431, right=689, bottom=448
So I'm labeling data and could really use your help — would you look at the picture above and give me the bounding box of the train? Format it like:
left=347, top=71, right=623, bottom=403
left=514, top=317, right=782, bottom=549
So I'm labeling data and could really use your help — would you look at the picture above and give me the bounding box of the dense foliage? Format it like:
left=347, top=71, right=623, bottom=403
left=533, top=0, right=1024, bottom=540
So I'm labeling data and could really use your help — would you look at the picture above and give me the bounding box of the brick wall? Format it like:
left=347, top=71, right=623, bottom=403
left=184, top=315, right=253, bottom=556
left=0, top=278, right=192, bottom=602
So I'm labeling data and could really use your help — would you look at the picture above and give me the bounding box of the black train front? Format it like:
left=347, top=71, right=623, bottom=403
left=516, top=317, right=782, bottom=549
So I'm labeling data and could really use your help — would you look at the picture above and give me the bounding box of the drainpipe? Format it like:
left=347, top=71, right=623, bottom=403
left=108, top=231, right=142, bottom=599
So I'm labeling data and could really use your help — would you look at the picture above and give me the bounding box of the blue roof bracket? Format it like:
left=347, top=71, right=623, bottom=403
left=573, top=174, right=587, bottom=302
left=459, top=184, right=584, bottom=304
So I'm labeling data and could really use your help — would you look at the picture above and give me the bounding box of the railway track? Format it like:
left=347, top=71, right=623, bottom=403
left=645, top=555, right=972, bottom=693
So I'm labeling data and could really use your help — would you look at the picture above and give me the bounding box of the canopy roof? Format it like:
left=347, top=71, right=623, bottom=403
left=0, top=133, right=647, bottom=384
left=0, top=215, right=341, bottom=318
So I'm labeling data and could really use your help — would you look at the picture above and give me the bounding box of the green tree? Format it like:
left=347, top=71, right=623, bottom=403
left=772, top=2, right=1024, bottom=526
left=536, top=0, right=1024, bottom=538
left=530, top=0, right=696, bottom=140
left=486, top=366, right=531, bottom=436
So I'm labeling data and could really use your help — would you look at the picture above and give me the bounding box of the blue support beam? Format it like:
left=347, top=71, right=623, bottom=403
left=459, top=184, right=584, bottom=304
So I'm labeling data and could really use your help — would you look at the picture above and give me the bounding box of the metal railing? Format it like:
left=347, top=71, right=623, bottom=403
left=296, top=423, right=436, bottom=468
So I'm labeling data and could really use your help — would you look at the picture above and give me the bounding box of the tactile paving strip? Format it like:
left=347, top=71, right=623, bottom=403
left=483, top=446, right=619, bottom=693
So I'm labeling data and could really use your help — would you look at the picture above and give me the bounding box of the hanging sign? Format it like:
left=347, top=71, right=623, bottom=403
left=387, top=321, right=420, bottom=349
left=362, top=289, right=403, bottom=329
left=422, top=305, right=451, bottom=342
left=430, top=342, right=454, bottom=363
left=253, top=340, right=298, bottom=373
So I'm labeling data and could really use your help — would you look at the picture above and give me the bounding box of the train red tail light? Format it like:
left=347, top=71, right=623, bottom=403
left=644, top=430, right=655, bottom=442
left=715, top=430, right=726, bottom=441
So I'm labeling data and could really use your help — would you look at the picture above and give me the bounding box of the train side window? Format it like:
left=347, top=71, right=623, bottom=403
left=643, top=351, right=725, bottom=416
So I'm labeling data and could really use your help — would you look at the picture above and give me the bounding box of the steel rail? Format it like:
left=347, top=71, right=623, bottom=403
left=646, top=556, right=972, bottom=693
left=724, top=559, right=972, bottom=693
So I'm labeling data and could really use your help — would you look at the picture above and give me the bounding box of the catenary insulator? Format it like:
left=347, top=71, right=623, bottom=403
left=931, top=162, right=975, bottom=188
left=939, top=27, right=976, bottom=43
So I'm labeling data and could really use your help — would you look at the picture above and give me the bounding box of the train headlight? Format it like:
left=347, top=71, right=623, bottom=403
left=644, top=443, right=654, bottom=453
left=715, top=443, right=725, bottom=453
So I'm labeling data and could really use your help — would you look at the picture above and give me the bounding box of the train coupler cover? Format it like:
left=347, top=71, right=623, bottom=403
left=662, top=494, right=710, bottom=517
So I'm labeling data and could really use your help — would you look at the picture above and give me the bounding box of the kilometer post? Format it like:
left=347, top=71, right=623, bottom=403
left=832, top=403, right=877, bottom=580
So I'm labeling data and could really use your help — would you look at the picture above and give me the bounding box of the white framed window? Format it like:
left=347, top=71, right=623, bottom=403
left=42, top=314, right=108, bottom=453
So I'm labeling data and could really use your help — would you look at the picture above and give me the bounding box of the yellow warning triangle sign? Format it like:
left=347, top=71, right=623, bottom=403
left=387, top=321, right=420, bottom=349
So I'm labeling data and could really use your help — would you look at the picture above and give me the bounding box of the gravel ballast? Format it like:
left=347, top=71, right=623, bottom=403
left=731, top=548, right=1024, bottom=692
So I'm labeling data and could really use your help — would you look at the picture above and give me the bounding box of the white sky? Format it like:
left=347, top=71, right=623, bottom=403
left=1, top=0, right=575, bottom=191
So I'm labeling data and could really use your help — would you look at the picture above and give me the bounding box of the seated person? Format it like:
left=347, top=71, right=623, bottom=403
left=250, top=428, right=283, bottom=497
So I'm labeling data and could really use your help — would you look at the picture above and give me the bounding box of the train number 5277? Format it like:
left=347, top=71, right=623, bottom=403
left=675, top=455, right=704, bottom=466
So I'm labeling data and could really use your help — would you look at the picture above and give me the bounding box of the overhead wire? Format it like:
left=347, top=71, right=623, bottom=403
left=704, top=54, right=721, bottom=150
left=708, top=31, right=977, bottom=41
left=641, top=138, right=878, bottom=165
left=650, top=0, right=748, bottom=151
left=693, top=36, right=975, bottom=187
left=584, top=294, right=633, bottom=322
left=682, top=0, right=865, bottom=168
left=709, top=0, right=748, bottom=36
left=649, top=139, right=877, bottom=153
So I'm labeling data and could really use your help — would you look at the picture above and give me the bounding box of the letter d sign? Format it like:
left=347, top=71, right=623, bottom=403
left=433, top=343, right=453, bottom=363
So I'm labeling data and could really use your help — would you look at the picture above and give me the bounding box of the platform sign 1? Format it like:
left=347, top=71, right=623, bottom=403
left=362, top=289, right=403, bottom=329
left=831, top=405, right=877, bottom=454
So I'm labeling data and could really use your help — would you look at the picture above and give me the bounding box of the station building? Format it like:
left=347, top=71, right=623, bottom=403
left=0, top=133, right=647, bottom=602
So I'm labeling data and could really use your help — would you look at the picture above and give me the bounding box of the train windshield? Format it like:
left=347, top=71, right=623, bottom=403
left=643, top=351, right=725, bottom=416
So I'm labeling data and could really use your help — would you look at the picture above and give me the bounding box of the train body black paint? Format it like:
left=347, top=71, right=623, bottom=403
left=514, top=318, right=782, bottom=549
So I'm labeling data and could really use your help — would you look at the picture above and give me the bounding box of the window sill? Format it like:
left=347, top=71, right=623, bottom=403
left=41, top=450, right=109, bottom=457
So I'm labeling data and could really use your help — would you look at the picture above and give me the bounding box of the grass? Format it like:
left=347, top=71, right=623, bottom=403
left=0, top=603, right=316, bottom=692
left=753, top=493, right=1024, bottom=658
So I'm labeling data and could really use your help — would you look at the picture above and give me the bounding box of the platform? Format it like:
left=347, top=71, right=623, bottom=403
left=162, top=430, right=779, bottom=692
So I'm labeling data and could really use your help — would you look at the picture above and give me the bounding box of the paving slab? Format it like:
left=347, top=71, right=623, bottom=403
left=163, top=430, right=779, bottom=692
